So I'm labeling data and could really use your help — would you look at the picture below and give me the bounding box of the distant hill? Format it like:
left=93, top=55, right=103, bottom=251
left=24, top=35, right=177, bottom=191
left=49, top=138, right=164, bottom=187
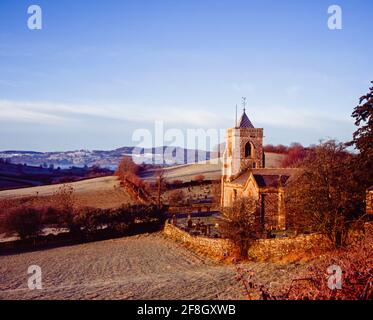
left=0, top=146, right=221, bottom=170
left=0, top=160, right=113, bottom=191
left=0, top=152, right=285, bottom=200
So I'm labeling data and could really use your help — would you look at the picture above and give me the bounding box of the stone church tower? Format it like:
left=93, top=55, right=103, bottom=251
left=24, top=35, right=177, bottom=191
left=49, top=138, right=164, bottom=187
left=221, top=103, right=299, bottom=231
left=222, top=107, right=264, bottom=182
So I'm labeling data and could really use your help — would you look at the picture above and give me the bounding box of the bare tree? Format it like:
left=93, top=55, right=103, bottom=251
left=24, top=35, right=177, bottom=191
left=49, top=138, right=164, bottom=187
left=115, top=156, right=152, bottom=203
left=285, top=140, right=366, bottom=247
left=116, top=156, right=140, bottom=183
left=219, top=198, right=263, bottom=259
left=155, top=169, right=165, bottom=208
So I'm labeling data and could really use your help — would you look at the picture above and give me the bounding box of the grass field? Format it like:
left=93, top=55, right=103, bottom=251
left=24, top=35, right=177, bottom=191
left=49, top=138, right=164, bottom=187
left=0, top=233, right=308, bottom=300
left=0, top=176, right=135, bottom=209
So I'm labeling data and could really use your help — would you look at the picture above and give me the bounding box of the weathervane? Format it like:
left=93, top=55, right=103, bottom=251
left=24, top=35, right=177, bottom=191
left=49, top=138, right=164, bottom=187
left=242, top=97, right=247, bottom=112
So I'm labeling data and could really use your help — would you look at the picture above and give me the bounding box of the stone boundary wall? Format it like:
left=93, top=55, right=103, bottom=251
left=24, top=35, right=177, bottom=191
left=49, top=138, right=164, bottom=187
left=252, top=222, right=373, bottom=261
left=163, top=223, right=330, bottom=261
left=248, top=234, right=330, bottom=261
left=163, top=223, right=232, bottom=259
left=163, top=222, right=373, bottom=261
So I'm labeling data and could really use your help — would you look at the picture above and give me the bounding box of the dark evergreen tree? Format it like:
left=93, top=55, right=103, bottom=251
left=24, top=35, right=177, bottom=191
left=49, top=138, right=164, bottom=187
left=349, top=81, right=373, bottom=185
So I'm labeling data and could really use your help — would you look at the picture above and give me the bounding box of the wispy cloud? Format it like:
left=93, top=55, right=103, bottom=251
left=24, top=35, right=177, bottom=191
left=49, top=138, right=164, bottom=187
left=0, top=99, right=225, bottom=128
left=0, top=99, right=352, bottom=132
left=0, top=100, right=66, bottom=124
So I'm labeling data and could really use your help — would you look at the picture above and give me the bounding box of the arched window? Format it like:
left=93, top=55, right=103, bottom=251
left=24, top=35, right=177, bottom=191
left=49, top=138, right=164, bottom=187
left=245, top=142, right=253, bottom=158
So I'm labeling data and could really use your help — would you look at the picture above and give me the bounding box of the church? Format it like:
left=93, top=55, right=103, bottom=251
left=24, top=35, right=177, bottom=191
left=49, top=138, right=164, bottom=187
left=220, top=106, right=299, bottom=231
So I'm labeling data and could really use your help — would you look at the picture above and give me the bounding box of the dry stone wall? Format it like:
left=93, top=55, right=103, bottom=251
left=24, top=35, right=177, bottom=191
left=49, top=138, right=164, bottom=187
left=163, top=222, right=373, bottom=261
left=163, top=223, right=330, bottom=261
left=163, top=223, right=232, bottom=259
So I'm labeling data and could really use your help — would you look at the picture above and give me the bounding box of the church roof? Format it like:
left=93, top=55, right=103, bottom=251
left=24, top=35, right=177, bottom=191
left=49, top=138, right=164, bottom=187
left=253, top=174, right=289, bottom=188
left=229, top=168, right=301, bottom=189
left=230, top=171, right=251, bottom=185
left=238, top=109, right=254, bottom=128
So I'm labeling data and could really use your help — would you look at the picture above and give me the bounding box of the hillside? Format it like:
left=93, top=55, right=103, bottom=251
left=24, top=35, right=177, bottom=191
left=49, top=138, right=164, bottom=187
left=0, top=176, right=135, bottom=209
left=142, top=152, right=286, bottom=183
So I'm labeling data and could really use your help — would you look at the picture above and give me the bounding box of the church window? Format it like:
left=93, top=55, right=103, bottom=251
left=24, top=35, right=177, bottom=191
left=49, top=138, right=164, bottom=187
left=245, top=142, right=253, bottom=158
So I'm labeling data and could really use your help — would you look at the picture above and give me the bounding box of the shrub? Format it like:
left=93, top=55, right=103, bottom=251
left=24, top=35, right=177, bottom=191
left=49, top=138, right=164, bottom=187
left=41, top=184, right=79, bottom=233
left=168, top=189, right=184, bottom=206
left=71, top=207, right=108, bottom=236
left=41, top=206, right=64, bottom=225
left=4, top=207, right=43, bottom=239
left=237, top=232, right=373, bottom=300
left=285, top=234, right=373, bottom=299
left=70, top=204, right=167, bottom=237
left=115, top=204, right=167, bottom=226
left=51, top=184, right=75, bottom=211
left=1, top=194, right=167, bottom=242
left=172, top=179, right=183, bottom=185
left=194, top=174, right=205, bottom=183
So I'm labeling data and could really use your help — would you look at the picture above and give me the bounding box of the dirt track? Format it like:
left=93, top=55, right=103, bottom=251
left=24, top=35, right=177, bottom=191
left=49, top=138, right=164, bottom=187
left=0, top=233, right=305, bottom=300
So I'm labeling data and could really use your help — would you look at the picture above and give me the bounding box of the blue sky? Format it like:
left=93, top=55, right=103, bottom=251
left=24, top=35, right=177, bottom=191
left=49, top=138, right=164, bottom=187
left=0, top=0, right=372, bottom=151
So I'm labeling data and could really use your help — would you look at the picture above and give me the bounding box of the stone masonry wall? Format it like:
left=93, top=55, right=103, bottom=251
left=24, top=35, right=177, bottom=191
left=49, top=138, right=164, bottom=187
left=163, top=223, right=232, bottom=260
left=164, top=222, right=373, bottom=261
left=163, top=223, right=330, bottom=261
left=248, top=234, right=331, bottom=261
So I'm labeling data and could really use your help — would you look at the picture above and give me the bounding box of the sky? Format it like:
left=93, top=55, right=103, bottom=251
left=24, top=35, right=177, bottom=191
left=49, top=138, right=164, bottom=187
left=0, top=0, right=372, bottom=151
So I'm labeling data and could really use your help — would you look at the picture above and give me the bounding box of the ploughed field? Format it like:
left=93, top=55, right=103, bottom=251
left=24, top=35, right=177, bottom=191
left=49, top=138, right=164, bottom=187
left=0, top=233, right=305, bottom=300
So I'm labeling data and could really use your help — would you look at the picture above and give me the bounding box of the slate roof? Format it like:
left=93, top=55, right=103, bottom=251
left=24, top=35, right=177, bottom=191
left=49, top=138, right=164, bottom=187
left=253, top=174, right=289, bottom=188
left=228, top=171, right=251, bottom=185
left=238, top=110, right=254, bottom=128
left=229, top=168, right=300, bottom=189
